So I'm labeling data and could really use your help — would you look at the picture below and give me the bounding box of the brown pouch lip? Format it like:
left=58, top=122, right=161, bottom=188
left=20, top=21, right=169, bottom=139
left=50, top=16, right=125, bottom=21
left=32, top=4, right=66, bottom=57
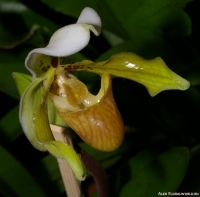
left=57, top=74, right=124, bottom=151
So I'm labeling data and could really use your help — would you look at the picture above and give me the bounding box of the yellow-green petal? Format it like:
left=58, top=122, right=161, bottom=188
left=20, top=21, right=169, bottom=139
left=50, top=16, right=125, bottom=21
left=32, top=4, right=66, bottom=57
left=34, top=100, right=86, bottom=180
left=46, top=141, right=86, bottom=181
left=19, top=77, right=47, bottom=151
left=18, top=70, right=86, bottom=180
left=70, top=52, right=190, bottom=96
left=33, top=66, right=56, bottom=143
left=34, top=101, right=55, bottom=142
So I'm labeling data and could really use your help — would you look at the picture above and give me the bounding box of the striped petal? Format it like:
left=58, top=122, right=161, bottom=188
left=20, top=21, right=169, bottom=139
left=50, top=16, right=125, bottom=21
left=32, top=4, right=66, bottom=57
left=56, top=74, right=124, bottom=151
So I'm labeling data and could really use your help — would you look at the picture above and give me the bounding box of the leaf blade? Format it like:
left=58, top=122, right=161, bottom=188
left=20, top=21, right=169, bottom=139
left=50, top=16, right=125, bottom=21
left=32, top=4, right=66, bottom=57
left=119, top=147, right=189, bottom=197
left=0, top=144, right=47, bottom=197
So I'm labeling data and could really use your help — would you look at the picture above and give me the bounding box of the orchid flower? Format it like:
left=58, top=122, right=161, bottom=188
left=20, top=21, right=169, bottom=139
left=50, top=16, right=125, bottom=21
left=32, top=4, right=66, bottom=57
left=13, top=7, right=190, bottom=181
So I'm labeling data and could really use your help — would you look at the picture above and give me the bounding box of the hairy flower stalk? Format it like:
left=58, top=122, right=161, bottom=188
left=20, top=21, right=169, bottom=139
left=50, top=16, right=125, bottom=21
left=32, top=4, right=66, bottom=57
left=13, top=7, right=190, bottom=181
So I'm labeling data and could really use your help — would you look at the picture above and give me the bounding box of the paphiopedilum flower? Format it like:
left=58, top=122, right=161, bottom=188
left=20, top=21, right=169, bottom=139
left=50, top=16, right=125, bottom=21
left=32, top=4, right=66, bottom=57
left=13, top=7, right=190, bottom=180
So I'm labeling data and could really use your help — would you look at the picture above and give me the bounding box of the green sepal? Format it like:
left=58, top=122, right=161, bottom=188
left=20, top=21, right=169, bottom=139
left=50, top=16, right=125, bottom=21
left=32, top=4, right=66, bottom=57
left=14, top=70, right=86, bottom=180
left=12, top=73, right=32, bottom=97
left=48, top=99, right=68, bottom=127
left=19, top=77, right=47, bottom=151
left=34, top=102, right=86, bottom=180
left=71, top=52, right=190, bottom=96
left=34, top=101, right=54, bottom=142
left=12, top=72, right=66, bottom=127
left=46, top=141, right=87, bottom=181
left=34, top=100, right=86, bottom=180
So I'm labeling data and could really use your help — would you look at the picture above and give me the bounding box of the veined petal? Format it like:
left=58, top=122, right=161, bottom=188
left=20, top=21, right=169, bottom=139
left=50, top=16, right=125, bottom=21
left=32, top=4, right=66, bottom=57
left=69, top=53, right=190, bottom=96
left=57, top=74, right=124, bottom=151
left=77, top=7, right=101, bottom=36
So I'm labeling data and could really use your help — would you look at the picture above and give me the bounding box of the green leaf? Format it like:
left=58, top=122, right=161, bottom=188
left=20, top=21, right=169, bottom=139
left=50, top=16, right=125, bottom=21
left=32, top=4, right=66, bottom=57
left=0, top=21, right=24, bottom=48
left=123, top=0, right=192, bottom=37
left=29, top=155, right=64, bottom=196
left=119, top=147, right=189, bottom=197
left=41, top=0, right=192, bottom=40
left=0, top=0, right=59, bottom=42
left=102, top=29, right=124, bottom=47
left=110, top=150, right=159, bottom=196
left=178, top=144, right=200, bottom=192
left=0, top=105, right=22, bottom=146
left=79, top=142, right=122, bottom=169
left=79, top=132, right=137, bottom=169
left=79, top=142, right=117, bottom=162
left=40, top=0, right=97, bottom=18
left=125, top=150, right=159, bottom=178
left=0, top=50, right=29, bottom=99
left=70, top=52, right=190, bottom=96
left=0, top=144, right=47, bottom=197
left=95, top=37, right=188, bottom=65
left=0, top=23, right=41, bottom=49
